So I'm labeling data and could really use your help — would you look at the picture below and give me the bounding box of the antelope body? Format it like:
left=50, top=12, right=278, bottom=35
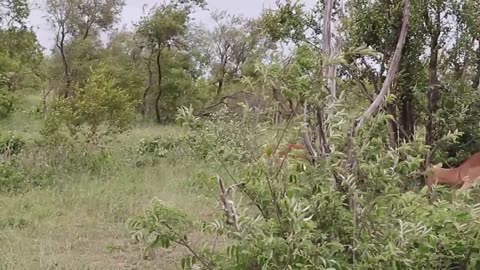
left=426, top=152, right=480, bottom=192
left=265, top=143, right=309, bottom=168
left=277, top=143, right=308, bottom=160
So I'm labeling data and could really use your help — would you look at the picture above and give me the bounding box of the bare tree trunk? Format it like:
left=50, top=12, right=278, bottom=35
left=323, top=0, right=337, bottom=108
left=217, top=54, right=228, bottom=95
left=424, top=2, right=441, bottom=146
left=353, top=0, right=411, bottom=133
left=399, top=92, right=415, bottom=141
left=56, top=25, right=71, bottom=98
left=155, top=49, right=163, bottom=123
left=142, top=48, right=155, bottom=117
left=386, top=104, right=398, bottom=146
left=301, top=0, right=338, bottom=166
left=472, top=39, right=480, bottom=89
left=461, top=37, right=475, bottom=80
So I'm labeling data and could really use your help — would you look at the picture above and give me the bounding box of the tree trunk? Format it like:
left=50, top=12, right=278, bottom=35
left=217, top=54, right=228, bottom=95
left=386, top=104, right=398, bottom=146
left=142, top=48, right=155, bottom=117
left=155, top=49, right=163, bottom=123
left=56, top=25, right=71, bottom=98
left=424, top=3, right=441, bottom=146
left=353, top=0, right=410, bottom=133
left=399, top=92, right=415, bottom=141
left=472, top=39, right=480, bottom=89
left=323, top=0, right=337, bottom=108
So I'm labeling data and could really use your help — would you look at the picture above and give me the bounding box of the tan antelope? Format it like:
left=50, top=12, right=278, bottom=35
left=264, top=143, right=309, bottom=168
left=425, top=152, right=480, bottom=193
left=277, top=143, right=308, bottom=161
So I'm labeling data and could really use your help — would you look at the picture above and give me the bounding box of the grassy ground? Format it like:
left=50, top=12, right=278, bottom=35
left=0, top=95, right=218, bottom=269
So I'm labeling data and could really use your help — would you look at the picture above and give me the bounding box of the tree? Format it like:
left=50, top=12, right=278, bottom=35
left=0, top=0, right=29, bottom=29
left=136, top=0, right=205, bottom=123
left=45, top=0, right=124, bottom=97
left=0, top=0, right=43, bottom=118
left=42, top=64, right=137, bottom=144
left=208, top=11, right=266, bottom=95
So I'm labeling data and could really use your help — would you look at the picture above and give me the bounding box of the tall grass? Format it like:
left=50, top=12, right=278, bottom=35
left=0, top=96, right=217, bottom=269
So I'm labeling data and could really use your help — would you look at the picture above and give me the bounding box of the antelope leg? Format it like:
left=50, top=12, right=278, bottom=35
left=457, top=177, right=475, bottom=196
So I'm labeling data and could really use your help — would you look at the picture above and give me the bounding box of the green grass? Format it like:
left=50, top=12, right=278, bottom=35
left=0, top=95, right=218, bottom=269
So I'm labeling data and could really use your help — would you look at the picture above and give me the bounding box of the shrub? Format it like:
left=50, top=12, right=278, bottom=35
left=128, top=111, right=480, bottom=269
left=0, top=91, right=15, bottom=119
left=42, top=64, right=138, bottom=145
left=187, top=171, right=218, bottom=197
left=176, top=107, right=265, bottom=164
left=128, top=199, right=194, bottom=257
left=0, top=132, right=25, bottom=157
left=137, top=138, right=170, bottom=157
left=0, top=161, right=24, bottom=193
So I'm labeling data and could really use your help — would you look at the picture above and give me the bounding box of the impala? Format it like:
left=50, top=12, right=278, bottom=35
left=425, top=152, right=480, bottom=192
left=265, top=143, right=309, bottom=168
left=277, top=143, right=308, bottom=161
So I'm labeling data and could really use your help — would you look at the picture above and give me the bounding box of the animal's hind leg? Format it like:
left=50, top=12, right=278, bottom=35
left=456, top=177, right=475, bottom=198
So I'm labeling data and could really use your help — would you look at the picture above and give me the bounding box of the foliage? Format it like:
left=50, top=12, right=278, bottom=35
left=0, top=0, right=29, bottom=28
left=0, top=91, right=15, bottom=118
left=46, top=0, right=125, bottom=39
left=135, top=0, right=207, bottom=122
left=176, top=105, right=201, bottom=129
left=184, top=108, right=265, bottom=164
left=42, top=64, right=137, bottom=144
left=129, top=198, right=194, bottom=256
left=0, top=1, right=44, bottom=118
left=129, top=111, right=480, bottom=269
left=187, top=171, right=218, bottom=197
left=0, top=132, right=25, bottom=157
left=0, top=160, right=24, bottom=192
left=5, top=0, right=480, bottom=269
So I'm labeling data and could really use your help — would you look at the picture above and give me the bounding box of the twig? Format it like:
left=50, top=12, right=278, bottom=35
left=210, top=144, right=269, bottom=219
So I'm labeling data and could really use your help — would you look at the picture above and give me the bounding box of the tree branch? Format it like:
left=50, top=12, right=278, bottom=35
left=352, top=0, right=411, bottom=134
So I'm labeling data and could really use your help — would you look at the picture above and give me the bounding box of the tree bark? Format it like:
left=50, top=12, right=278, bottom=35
left=217, top=52, right=229, bottom=95
left=323, top=0, right=337, bottom=108
left=353, top=0, right=411, bottom=134
left=386, top=104, right=399, bottom=146
left=56, top=24, right=71, bottom=98
left=472, top=39, right=480, bottom=89
left=155, top=48, right=163, bottom=123
left=142, top=48, right=155, bottom=117
left=424, top=1, right=441, bottom=146
left=399, top=92, right=415, bottom=141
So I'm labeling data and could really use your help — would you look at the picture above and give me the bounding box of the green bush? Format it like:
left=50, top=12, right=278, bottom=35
left=187, top=171, right=218, bottom=197
left=42, top=64, right=138, bottom=145
left=177, top=107, right=265, bottom=164
left=128, top=112, right=480, bottom=269
left=0, top=161, right=25, bottom=193
left=0, top=132, right=25, bottom=157
left=128, top=198, right=194, bottom=257
left=0, top=91, right=15, bottom=119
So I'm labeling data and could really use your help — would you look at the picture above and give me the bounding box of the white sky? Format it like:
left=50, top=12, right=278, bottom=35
left=27, top=0, right=316, bottom=52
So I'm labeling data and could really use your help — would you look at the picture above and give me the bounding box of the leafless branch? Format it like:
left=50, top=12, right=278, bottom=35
left=352, top=0, right=411, bottom=134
